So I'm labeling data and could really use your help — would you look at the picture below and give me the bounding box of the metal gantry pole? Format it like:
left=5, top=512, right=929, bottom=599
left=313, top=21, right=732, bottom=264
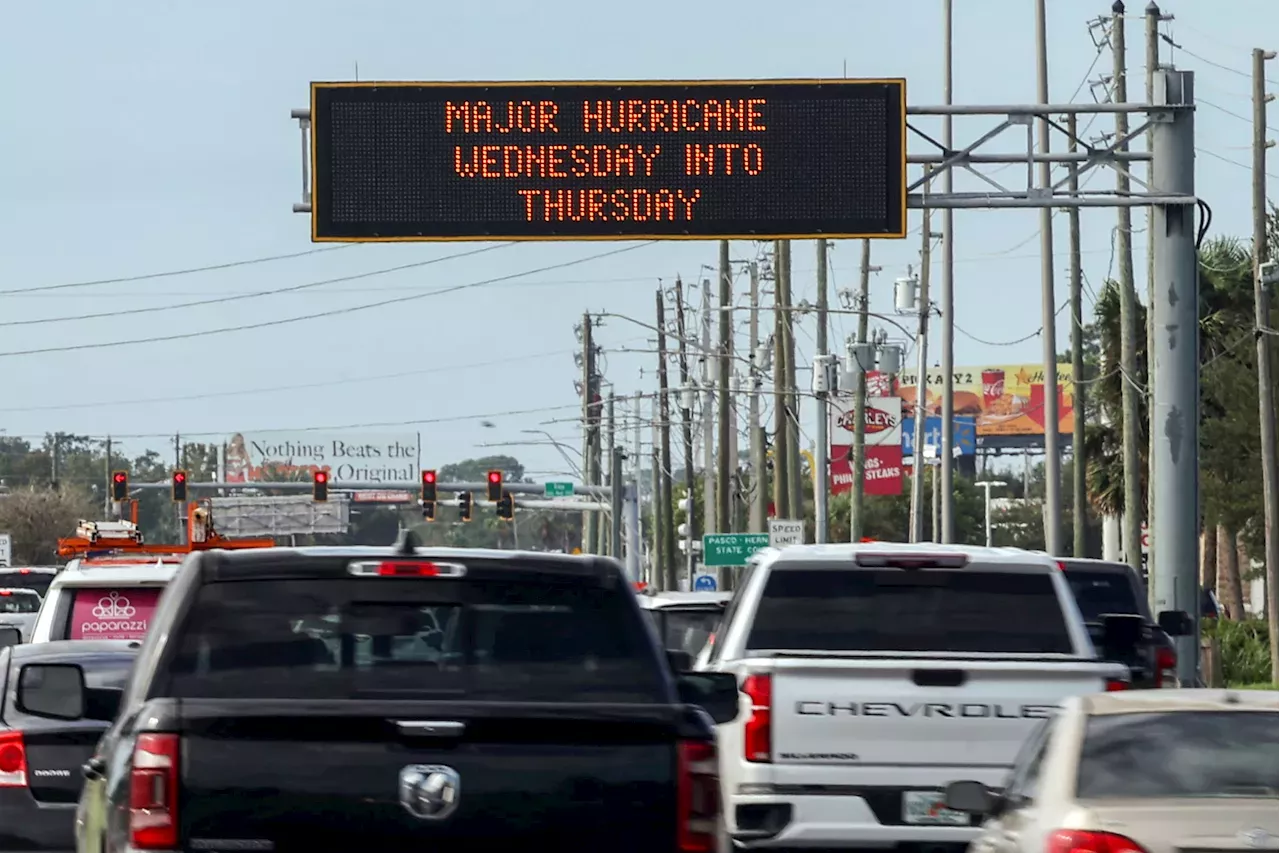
left=1149, top=69, right=1199, bottom=686
left=938, top=0, right=957, bottom=543
left=1035, top=0, right=1063, bottom=556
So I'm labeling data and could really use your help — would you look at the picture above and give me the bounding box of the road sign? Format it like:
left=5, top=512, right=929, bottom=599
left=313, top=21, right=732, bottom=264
left=703, top=532, right=770, bottom=567
left=0, top=533, right=10, bottom=568
left=693, top=573, right=718, bottom=592
left=310, top=79, right=907, bottom=242
left=544, top=482, right=575, bottom=498
left=768, top=519, right=805, bottom=548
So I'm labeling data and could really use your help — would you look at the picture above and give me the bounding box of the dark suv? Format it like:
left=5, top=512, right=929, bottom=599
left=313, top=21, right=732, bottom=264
left=1058, top=558, right=1192, bottom=688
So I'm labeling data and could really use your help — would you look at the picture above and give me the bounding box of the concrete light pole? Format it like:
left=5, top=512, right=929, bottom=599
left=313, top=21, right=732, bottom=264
left=974, top=480, right=1008, bottom=547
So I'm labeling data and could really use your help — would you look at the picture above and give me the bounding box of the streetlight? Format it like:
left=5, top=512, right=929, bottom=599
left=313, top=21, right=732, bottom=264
left=974, top=480, right=1007, bottom=547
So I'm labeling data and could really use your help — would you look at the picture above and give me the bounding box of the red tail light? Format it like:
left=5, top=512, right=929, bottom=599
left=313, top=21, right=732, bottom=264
left=0, top=731, right=27, bottom=788
left=742, top=673, right=772, bottom=763
left=1048, top=829, right=1148, bottom=853
left=677, top=739, right=719, bottom=852
left=130, top=733, right=180, bottom=850
left=1105, top=679, right=1129, bottom=691
left=1154, top=646, right=1177, bottom=687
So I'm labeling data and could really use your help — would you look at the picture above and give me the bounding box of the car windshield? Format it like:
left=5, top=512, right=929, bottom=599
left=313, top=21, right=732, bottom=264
left=1063, top=570, right=1141, bottom=622
left=1077, top=711, right=1279, bottom=798
left=0, top=591, right=40, bottom=614
left=747, top=567, right=1073, bottom=654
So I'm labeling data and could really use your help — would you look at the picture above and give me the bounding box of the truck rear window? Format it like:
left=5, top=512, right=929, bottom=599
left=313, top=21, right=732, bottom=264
left=0, top=591, right=40, bottom=613
left=67, top=587, right=164, bottom=640
left=0, top=571, right=54, bottom=596
left=1063, top=570, right=1141, bottom=622
left=164, top=577, right=665, bottom=702
left=1077, top=711, right=1278, bottom=798
left=747, top=568, right=1073, bottom=654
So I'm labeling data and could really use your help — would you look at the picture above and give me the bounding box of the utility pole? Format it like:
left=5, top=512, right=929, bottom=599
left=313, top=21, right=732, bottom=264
left=1149, top=68, right=1198, bottom=686
left=717, top=241, right=733, bottom=538
left=850, top=240, right=876, bottom=541
left=780, top=240, right=804, bottom=520
left=1145, top=2, right=1168, bottom=585
left=673, top=280, right=697, bottom=582
left=748, top=261, right=767, bottom=532
left=1067, top=112, right=1088, bottom=557
left=602, top=393, right=616, bottom=555
left=938, top=0, right=957, bottom=543
left=655, top=290, right=676, bottom=589
left=815, top=239, right=831, bottom=540
left=909, top=225, right=934, bottom=543
left=700, top=277, right=716, bottom=537
left=1113, top=1, right=1145, bottom=578
left=1035, top=0, right=1063, bottom=557
left=772, top=242, right=791, bottom=520
left=1252, top=47, right=1279, bottom=681
left=103, top=436, right=112, bottom=517
left=50, top=434, right=61, bottom=491
left=651, top=437, right=664, bottom=587
left=581, top=312, right=597, bottom=554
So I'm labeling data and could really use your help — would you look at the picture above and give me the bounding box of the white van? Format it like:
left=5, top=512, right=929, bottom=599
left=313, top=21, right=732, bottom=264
left=29, top=556, right=182, bottom=644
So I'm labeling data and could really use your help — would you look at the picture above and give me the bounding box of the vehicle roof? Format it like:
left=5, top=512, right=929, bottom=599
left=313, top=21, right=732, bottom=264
left=763, top=542, right=1061, bottom=571
left=52, top=560, right=180, bottom=586
left=9, top=638, right=143, bottom=662
left=201, top=545, right=617, bottom=581
left=639, top=591, right=731, bottom=608
left=1081, top=688, right=1278, bottom=715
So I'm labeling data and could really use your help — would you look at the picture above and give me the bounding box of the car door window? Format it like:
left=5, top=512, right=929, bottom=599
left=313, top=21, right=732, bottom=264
left=1004, top=719, right=1055, bottom=804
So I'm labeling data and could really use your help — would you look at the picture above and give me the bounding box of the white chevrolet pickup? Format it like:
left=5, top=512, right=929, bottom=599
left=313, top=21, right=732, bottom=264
left=699, top=543, right=1131, bottom=852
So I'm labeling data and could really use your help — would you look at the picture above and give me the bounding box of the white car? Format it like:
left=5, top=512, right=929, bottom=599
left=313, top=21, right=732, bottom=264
left=0, top=587, right=43, bottom=641
left=699, top=542, right=1131, bottom=851
left=637, top=590, right=730, bottom=660
left=28, top=556, right=182, bottom=643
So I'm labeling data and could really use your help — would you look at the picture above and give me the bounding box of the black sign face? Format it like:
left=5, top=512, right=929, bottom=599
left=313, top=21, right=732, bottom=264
left=310, top=79, right=906, bottom=242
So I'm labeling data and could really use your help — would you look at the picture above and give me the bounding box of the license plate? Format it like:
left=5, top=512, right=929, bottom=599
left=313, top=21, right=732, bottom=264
left=901, top=790, right=970, bottom=826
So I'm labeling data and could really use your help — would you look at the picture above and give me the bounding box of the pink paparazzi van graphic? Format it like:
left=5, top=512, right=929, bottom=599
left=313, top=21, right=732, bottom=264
left=68, top=588, right=163, bottom=641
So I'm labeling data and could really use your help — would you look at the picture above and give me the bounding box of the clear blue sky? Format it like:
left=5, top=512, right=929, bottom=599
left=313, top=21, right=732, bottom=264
left=0, top=0, right=1275, bottom=479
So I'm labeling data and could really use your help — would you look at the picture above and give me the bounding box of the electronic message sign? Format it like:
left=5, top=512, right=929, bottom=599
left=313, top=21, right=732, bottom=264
left=309, top=79, right=906, bottom=242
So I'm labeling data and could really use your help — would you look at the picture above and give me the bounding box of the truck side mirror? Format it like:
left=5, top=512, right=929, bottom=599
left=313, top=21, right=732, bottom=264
left=676, top=672, right=740, bottom=725
left=1157, top=610, right=1194, bottom=637
left=0, top=626, right=20, bottom=649
left=1101, top=613, right=1145, bottom=659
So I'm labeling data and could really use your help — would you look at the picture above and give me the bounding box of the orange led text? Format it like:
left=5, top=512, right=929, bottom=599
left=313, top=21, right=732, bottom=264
left=581, top=98, right=766, bottom=133
left=453, top=144, right=662, bottom=179
left=444, top=100, right=561, bottom=134
left=517, top=188, right=703, bottom=222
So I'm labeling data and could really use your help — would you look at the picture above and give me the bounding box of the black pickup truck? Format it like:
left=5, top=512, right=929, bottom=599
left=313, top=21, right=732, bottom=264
left=1058, top=558, right=1193, bottom=688
left=74, top=536, right=738, bottom=853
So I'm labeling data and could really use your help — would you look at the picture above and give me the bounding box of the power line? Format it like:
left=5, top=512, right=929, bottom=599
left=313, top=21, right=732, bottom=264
left=0, top=244, right=516, bottom=328
left=1200, top=97, right=1279, bottom=131
left=1197, top=145, right=1279, bottom=179
left=1166, top=40, right=1279, bottom=85
left=0, top=245, right=357, bottom=296
left=0, top=242, right=657, bottom=358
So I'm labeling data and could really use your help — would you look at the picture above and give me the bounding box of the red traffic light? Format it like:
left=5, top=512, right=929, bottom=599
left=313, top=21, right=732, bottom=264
left=314, top=471, right=328, bottom=483
left=173, top=471, right=187, bottom=484
left=423, top=470, right=437, bottom=484
left=113, top=472, right=126, bottom=484
left=487, top=471, right=501, bottom=484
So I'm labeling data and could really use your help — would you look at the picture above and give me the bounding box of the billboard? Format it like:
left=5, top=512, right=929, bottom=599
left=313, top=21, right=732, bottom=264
left=885, top=364, right=1075, bottom=438
left=902, top=415, right=977, bottom=460
left=310, top=79, right=906, bottom=241
left=828, top=395, right=903, bottom=496
left=224, top=432, right=419, bottom=483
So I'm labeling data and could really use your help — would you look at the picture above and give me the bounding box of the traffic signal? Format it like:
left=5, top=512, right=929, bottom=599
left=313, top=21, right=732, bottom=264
left=486, top=470, right=503, bottom=502
left=421, top=469, right=437, bottom=503
left=171, top=470, right=188, bottom=502
left=312, top=470, right=329, bottom=502
left=496, top=491, right=514, bottom=521
left=110, top=470, right=129, bottom=502
left=458, top=491, right=473, bottom=523
left=422, top=501, right=436, bottom=522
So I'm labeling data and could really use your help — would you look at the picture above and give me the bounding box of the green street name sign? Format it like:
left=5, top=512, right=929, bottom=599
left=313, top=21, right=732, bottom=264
left=703, top=532, right=771, bottom=567
left=544, top=482, right=575, bottom=498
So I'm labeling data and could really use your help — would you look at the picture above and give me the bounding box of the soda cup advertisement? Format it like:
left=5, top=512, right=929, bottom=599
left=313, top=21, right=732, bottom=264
left=895, top=363, right=1074, bottom=437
